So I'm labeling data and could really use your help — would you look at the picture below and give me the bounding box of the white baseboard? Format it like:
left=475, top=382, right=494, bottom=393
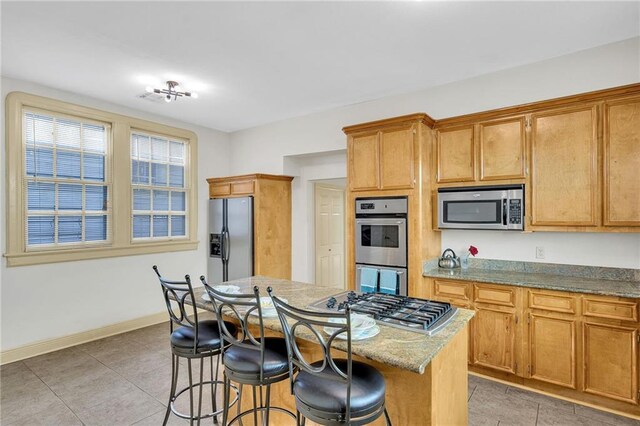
left=0, top=311, right=169, bottom=365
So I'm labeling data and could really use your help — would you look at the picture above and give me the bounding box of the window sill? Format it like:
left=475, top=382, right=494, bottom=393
left=4, top=240, right=199, bottom=267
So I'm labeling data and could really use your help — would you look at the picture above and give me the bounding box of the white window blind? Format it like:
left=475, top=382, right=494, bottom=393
left=24, top=111, right=110, bottom=248
left=131, top=132, right=187, bottom=240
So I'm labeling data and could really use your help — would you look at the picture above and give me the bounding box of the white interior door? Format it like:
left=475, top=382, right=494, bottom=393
left=315, top=185, right=345, bottom=288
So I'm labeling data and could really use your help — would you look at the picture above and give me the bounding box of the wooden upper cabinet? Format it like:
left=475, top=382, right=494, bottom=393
left=437, top=126, right=475, bottom=183
left=479, top=117, right=526, bottom=181
left=349, top=132, right=380, bottom=191
left=604, top=97, right=640, bottom=226
left=530, top=105, right=599, bottom=226
left=379, top=126, right=415, bottom=190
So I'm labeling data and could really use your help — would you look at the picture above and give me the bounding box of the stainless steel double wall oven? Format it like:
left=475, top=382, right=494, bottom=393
left=354, top=197, right=408, bottom=296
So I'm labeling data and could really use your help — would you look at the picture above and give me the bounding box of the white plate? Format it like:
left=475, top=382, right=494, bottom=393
left=202, top=285, right=242, bottom=301
left=323, top=314, right=376, bottom=336
left=334, top=325, right=380, bottom=341
left=248, top=297, right=287, bottom=318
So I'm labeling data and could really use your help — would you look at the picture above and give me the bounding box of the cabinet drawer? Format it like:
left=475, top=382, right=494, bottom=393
left=434, top=280, right=471, bottom=303
left=474, top=284, right=516, bottom=307
left=583, top=297, right=638, bottom=322
left=231, top=180, right=254, bottom=195
left=210, top=183, right=231, bottom=197
left=528, top=291, right=577, bottom=315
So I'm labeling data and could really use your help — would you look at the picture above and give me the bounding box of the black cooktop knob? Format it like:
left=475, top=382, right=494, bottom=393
left=326, top=296, right=337, bottom=308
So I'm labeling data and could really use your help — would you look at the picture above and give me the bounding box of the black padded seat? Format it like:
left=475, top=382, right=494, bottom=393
left=294, top=359, right=386, bottom=418
left=170, top=320, right=237, bottom=352
left=223, top=337, right=289, bottom=377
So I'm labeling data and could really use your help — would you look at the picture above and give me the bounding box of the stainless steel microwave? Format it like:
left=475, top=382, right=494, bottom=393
left=437, top=185, right=524, bottom=231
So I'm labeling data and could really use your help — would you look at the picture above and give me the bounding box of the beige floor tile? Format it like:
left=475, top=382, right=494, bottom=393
left=537, top=404, right=616, bottom=426
left=0, top=378, right=64, bottom=424
left=131, top=409, right=188, bottom=425
left=0, top=361, right=42, bottom=391
left=22, top=347, right=99, bottom=383
left=469, top=383, right=539, bottom=426
left=73, top=388, right=164, bottom=426
left=77, top=333, right=142, bottom=360
left=50, top=368, right=138, bottom=411
left=573, top=404, right=640, bottom=426
left=5, top=398, right=82, bottom=426
left=506, top=386, right=575, bottom=413
left=108, top=349, right=173, bottom=379
left=469, top=374, right=509, bottom=394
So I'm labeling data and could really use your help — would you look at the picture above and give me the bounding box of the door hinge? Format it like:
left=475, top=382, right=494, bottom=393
left=525, top=118, right=532, bottom=129
left=527, top=314, right=530, bottom=324
left=637, top=333, right=639, bottom=343
left=515, top=315, right=518, bottom=324
left=527, top=365, right=531, bottom=375
left=515, top=362, right=518, bottom=373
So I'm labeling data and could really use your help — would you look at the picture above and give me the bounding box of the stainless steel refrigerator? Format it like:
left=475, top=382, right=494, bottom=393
left=208, top=197, right=254, bottom=284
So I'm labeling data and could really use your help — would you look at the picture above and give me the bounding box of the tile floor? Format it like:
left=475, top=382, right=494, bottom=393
left=1, top=319, right=638, bottom=426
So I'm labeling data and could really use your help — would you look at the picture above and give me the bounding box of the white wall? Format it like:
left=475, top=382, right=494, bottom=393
left=283, top=151, right=347, bottom=282
left=229, top=37, right=640, bottom=273
left=0, top=77, right=231, bottom=350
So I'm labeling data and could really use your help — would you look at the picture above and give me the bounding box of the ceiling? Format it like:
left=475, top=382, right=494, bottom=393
left=2, top=2, right=638, bottom=132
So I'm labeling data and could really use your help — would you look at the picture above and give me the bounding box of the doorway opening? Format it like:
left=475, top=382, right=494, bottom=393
left=314, top=180, right=346, bottom=289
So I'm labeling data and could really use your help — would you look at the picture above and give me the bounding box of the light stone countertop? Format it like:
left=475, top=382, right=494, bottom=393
left=423, top=267, right=640, bottom=298
left=189, top=276, right=474, bottom=375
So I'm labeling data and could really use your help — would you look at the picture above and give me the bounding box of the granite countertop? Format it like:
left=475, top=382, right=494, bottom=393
left=188, top=276, right=474, bottom=375
left=423, top=263, right=640, bottom=299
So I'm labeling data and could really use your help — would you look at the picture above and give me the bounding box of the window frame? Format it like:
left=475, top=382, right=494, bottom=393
left=5, top=92, right=198, bottom=266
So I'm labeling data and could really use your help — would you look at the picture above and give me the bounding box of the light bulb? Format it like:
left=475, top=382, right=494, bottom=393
left=191, top=92, right=199, bottom=99
left=145, top=86, right=154, bottom=93
left=165, top=95, right=172, bottom=103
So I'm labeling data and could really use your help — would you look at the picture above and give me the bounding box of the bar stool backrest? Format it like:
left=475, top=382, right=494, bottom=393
left=152, top=265, right=199, bottom=353
left=268, top=287, right=355, bottom=421
left=200, top=278, right=269, bottom=381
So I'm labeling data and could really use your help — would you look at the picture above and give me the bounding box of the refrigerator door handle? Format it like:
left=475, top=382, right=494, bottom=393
left=223, top=230, right=231, bottom=262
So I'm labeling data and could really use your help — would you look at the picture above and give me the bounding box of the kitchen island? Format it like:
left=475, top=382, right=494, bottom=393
left=189, top=276, right=475, bottom=425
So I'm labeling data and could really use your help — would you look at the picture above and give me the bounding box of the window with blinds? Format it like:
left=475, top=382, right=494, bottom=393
left=131, top=132, right=187, bottom=240
left=24, top=111, right=110, bottom=248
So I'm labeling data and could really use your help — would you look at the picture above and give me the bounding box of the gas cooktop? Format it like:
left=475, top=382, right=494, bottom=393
left=307, top=291, right=457, bottom=336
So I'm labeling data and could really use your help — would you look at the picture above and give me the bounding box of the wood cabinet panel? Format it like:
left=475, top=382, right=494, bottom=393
left=209, top=182, right=231, bottom=197
left=529, top=313, right=577, bottom=389
left=231, top=180, right=254, bottom=195
left=437, top=126, right=475, bottom=183
left=434, top=280, right=471, bottom=303
left=479, top=117, right=526, bottom=181
left=473, top=305, right=517, bottom=374
left=528, top=291, right=577, bottom=315
left=474, top=283, right=516, bottom=307
left=379, top=126, right=415, bottom=189
left=583, top=322, right=638, bottom=404
left=583, top=297, right=638, bottom=322
left=349, top=132, right=379, bottom=191
left=604, top=97, right=640, bottom=226
left=530, top=105, right=599, bottom=226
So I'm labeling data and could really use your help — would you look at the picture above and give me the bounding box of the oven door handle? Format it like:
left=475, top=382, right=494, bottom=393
left=502, top=199, right=508, bottom=226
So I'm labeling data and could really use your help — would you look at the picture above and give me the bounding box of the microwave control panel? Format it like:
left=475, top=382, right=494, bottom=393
left=508, top=199, right=522, bottom=224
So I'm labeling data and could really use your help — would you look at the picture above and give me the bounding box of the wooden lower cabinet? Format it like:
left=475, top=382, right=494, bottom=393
left=528, top=312, right=577, bottom=388
left=428, top=278, right=640, bottom=416
left=583, top=322, right=638, bottom=404
left=472, top=304, right=517, bottom=374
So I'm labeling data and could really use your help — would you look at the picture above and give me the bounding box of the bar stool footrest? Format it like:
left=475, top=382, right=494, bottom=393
left=227, top=405, right=296, bottom=425
left=170, top=380, right=239, bottom=421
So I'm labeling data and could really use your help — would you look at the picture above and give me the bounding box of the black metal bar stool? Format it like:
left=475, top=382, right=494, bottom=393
left=268, top=287, right=392, bottom=426
left=201, top=278, right=296, bottom=425
left=153, top=266, right=239, bottom=425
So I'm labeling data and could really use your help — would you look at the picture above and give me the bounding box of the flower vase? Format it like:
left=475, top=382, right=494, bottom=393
left=460, top=253, right=470, bottom=270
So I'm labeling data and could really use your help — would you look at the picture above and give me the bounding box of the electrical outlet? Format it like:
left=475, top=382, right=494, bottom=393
left=535, top=246, right=545, bottom=259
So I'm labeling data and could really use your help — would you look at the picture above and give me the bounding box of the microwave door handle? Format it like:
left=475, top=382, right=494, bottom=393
left=502, top=199, right=508, bottom=226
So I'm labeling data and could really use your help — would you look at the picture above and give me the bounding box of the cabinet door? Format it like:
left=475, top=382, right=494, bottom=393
left=479, top=117, right=526, bottom=181
left=530, top=105, right=598, bottom=226
left=349, top=132, right=380, bottom=191
left=529, top=313, right=577, bottom=388
left=604, top=97, right=640, bottom=226
left=379, top=126, right=414, bottom=189
left=473, top=305, right=517, bottom=374
left=436, top=126, right=475, bottom=183
left=583, top=322, right=638, bottom=404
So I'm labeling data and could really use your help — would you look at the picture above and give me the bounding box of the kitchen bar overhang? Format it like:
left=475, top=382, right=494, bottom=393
left=177, top=276, right=475, bottom=425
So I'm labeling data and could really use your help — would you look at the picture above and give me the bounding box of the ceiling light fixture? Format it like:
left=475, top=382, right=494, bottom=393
left=145, top=80, right=199, bottom=103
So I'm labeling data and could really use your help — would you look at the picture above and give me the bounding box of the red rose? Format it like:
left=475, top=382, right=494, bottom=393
left=469, top=245, right=479, bottom=257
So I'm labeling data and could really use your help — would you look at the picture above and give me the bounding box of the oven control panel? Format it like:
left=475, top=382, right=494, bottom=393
left=508, top=199, right=522, bottom=224
left=355, top=197, right=407, bottom=215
